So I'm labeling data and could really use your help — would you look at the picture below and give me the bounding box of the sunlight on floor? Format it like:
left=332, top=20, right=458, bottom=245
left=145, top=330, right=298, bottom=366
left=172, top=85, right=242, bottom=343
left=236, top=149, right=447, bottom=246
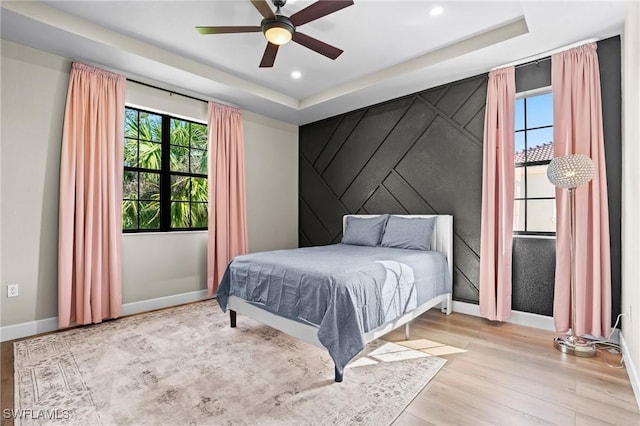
left=394, top=338, right=468, bottom=356
left=348, top=339, right=467, bottom=370
left=348, top=341, right=434, bottom=369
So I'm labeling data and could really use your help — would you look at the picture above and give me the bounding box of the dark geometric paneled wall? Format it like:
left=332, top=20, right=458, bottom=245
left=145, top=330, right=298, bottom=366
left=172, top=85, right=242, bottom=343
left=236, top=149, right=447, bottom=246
left=299, top=75, right=488, bottom=303
left=299, top=36, right=622, bottom=317
left=598, top=36, right=622, bottom=322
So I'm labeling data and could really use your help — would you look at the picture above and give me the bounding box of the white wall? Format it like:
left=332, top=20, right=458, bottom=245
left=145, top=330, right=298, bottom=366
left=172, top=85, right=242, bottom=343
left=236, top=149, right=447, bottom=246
left=0, top=40, right=298, bottom=332
left=1, top=40, right=68, bottom=327
left=621, top=1, right=640, bottom=406
left=244, top=110, right=299, bottom=253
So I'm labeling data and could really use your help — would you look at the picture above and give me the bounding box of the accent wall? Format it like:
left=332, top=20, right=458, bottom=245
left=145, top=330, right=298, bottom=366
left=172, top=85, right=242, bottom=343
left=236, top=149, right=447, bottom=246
left=299, top=37, right=621, bottom=319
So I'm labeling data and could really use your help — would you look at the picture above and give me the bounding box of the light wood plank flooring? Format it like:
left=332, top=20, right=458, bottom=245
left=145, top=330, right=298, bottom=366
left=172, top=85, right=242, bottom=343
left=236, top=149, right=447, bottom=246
left=1, top=308, right=638, bottom=425
left=386, top=310, right=640, bottom=426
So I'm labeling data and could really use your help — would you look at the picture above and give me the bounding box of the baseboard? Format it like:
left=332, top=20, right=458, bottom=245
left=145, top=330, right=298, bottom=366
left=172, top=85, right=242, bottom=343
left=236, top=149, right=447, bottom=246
left=0, top=316, right=59, bottom=343
left=452, top=301, right=556, bottom=331
left=120, top=289, right=209, bottom=316
left=0, top=289, right=209, bottom=342
left=451, top=301, right=623, bottom=344
left=620, top=332, right=640, bottom=410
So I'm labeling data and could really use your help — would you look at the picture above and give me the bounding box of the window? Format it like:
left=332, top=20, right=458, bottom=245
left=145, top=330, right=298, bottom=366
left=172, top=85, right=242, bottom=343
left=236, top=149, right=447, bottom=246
left=123, top=107, right=208, bottom=232
left=514, top=90, right=555, bottom=235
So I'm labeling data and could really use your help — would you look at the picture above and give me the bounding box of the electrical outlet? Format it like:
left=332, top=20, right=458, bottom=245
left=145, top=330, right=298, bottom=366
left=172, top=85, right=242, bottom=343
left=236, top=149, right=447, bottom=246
left=7, top=284, right=19, bottom=298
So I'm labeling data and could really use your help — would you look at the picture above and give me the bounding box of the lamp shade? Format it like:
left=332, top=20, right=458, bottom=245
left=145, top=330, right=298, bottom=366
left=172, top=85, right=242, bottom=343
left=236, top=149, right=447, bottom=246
left=547, top=154, right=596, bottom=189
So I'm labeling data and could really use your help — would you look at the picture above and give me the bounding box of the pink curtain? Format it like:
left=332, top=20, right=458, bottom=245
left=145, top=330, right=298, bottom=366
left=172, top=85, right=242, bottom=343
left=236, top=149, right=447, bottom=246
left=58, top=63, right=125, bottom=328
left=479, top=66, right=515, bottom=321
left=552, top=43, right=611, bottom=337
left=207, top=102, right=248, bottom=296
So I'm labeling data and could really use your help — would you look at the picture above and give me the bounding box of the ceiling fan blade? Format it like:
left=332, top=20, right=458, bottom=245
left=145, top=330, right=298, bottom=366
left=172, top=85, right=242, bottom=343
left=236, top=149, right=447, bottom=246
left=250, top=0, right=275, bottom=19
left=259, top=43, right=279, bottom=67
left=196, top=26, right=261, bottom=34
left=289, top=1, right=354, bottom=26
left=292, top=32, right=343, bottom=60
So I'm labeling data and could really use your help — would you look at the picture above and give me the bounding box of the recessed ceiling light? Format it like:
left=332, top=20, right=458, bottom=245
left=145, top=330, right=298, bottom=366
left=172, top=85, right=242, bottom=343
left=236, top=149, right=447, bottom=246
left=430, top=6, right=444, bottom=16
left=291, top=70, right=302, bottom=79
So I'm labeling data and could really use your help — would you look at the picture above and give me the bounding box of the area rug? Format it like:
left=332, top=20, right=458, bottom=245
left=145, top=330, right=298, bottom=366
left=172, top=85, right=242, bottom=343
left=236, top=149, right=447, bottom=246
left=14, top=300, right=446, bottom=425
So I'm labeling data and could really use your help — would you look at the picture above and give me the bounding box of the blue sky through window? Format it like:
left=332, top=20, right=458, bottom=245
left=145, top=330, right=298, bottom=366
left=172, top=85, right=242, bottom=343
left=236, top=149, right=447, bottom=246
left=515, top=92, right=553, bottom=153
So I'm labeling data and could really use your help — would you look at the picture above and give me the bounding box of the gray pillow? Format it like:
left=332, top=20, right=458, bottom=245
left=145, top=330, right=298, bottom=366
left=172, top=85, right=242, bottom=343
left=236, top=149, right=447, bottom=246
left=381, top=216, right=436, bottom=250
left=341, top=215, right=389, bottom=247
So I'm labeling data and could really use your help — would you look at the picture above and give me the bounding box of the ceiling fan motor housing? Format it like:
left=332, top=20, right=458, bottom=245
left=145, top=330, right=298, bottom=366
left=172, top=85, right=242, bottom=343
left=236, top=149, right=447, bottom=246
left=261, top=15, right=296, bottom=44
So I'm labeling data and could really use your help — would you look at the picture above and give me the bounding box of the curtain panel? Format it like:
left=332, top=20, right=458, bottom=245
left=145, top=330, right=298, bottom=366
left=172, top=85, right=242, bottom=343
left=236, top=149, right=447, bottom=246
left=552, top=43, right=611, bottom=337
left=58, top=63, right=125, bottom=328
left=479, top=66, right=516, bottom=322
left=207, top=102, right=248, bottom=295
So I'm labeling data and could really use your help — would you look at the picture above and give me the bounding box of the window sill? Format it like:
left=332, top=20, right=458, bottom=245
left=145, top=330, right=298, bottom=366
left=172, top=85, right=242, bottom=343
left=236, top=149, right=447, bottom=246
left=513, top=234, right=555, bottom=240
left=122, top=230, right=208, bottom=237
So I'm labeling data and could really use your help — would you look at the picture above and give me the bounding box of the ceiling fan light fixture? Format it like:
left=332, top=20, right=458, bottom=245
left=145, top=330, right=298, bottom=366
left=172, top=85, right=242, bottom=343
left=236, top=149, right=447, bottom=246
left=195, top=0, right=353, bottom=68
left=262, top=16, right=295, bottom=45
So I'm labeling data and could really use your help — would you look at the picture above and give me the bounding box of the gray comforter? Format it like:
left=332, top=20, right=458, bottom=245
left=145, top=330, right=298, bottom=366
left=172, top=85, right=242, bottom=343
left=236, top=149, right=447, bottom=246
left=216, top=243, right=451, bottom=375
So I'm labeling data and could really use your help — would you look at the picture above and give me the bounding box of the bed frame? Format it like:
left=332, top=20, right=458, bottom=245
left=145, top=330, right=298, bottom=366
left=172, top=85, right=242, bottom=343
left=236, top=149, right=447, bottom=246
left=227, top=214, right=454, bottom=382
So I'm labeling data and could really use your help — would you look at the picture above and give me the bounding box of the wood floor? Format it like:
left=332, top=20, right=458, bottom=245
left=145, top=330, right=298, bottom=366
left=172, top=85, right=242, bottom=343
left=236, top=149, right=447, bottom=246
left=1, top=339, right=12, bottom=426
left=386, top=310, right=640, bottom=426
left=1, top=308, right=638, bottom=425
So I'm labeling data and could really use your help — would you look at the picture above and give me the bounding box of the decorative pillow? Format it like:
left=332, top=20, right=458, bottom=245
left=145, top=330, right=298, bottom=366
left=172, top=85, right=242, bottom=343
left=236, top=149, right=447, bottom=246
left=341, top=215, right=389, bottom=247
left=380, top=216, right=436, bottom=251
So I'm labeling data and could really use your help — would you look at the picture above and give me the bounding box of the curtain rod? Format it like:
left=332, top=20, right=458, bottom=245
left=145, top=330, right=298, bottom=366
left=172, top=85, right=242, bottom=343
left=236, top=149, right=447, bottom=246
left=514, top=57, right=550, bottom=69
left=127, top=78, right=239, bottom=108
left=490, top=38, right=598, bottom=71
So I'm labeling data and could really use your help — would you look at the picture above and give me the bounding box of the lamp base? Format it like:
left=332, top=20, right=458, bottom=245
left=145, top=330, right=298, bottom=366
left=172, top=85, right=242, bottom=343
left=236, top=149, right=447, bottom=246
left=553, top=335, right=596, bottom=357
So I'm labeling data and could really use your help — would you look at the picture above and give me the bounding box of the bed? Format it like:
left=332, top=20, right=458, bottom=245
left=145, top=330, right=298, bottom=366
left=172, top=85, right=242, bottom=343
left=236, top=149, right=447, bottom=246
left=216, top=214, right=453, bottom=382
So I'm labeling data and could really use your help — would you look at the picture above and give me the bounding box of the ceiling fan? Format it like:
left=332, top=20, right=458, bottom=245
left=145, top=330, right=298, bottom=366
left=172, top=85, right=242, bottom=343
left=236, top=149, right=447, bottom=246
left=196, top=0, right=354, bottom=68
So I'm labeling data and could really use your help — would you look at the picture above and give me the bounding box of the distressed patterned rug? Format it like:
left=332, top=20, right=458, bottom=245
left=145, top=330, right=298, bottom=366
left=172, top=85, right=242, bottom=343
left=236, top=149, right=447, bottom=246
left=14, top=300, right=445, bottom=425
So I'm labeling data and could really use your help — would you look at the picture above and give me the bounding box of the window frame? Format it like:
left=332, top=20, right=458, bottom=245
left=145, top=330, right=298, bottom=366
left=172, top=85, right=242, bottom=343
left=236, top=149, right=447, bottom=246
left=123, top=106, right=208, bottom=233
left=514, top=87, right=555, bottom=237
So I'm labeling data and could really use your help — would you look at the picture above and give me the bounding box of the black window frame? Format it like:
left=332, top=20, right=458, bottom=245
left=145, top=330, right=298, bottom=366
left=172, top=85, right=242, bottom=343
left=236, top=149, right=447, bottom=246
left=123, top=106, right=208, bottom=233
left=514, top=89, right=555, bottom=236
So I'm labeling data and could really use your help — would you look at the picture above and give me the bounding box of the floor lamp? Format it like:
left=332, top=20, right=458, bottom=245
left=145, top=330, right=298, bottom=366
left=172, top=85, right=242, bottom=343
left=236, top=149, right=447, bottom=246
left=547, top=154, right=597, bottom=357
